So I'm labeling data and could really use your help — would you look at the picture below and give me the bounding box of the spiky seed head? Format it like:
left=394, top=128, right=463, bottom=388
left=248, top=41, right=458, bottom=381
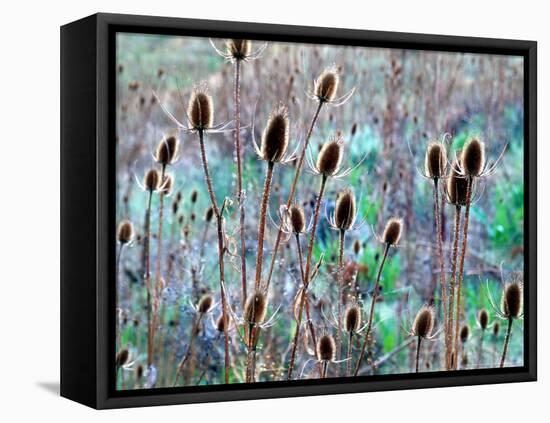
left=314, top=68, right=339, bottom=102
left=334, top=188, right=356, bottom=231
left=117, top=220, right=134, bottom=244
left=197, top=294, right=213, bottom=314
left=144, top=169, right=161, bottom=192
left=460, top=324, right=470, bottom=343
left=216, top=314, right=226, bottom=332
left=187, top=85, right=214, bottom=130
left=116, top=349, right=129, bottom=368
left=344, top=305, right=361, bottom=333
left=502, top=281, right=522, bottom=319
left=172, top=200, right=179, bottom=215
left=317, top=334, right=336, bottom=361
left=154, top=135, right=179, bottom=165
left=446, top=165, right=469, bottom=206
left=160, top=174, right=173, bottom=196
left=175, top=191, right=182, bottom=203
left=261, top=105, right=289, bottom=163
left=288, top=204, right=306, bottom=234
left=412, top=306, right=434, bottom=338
left=425, top=141, right=446, bottom=179
left=353, top=239, right=361, bottom=255
left=493, top=321, right=500, bottom=337
left=205, top=207, right=214, bottom=222
left=226, top=39, right=251, bottom=60
left=382, top=217, right=403, bottom=246
left=244, top=290, right=268, bottom=325
left=316, top=135, right=343, bottom=176
left=478, top=308, right=489, bottom=330
left=461, top=138, right=485, bottom=177
left=191, top=190, right=198, bottom=203
left=136, top=364, right=143, bottom=379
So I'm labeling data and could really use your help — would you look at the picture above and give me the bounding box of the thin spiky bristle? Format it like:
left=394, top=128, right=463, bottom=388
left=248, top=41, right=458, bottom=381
left=288, top=204, right=306, bottom=234
left=478, top=309, right=489, bottom=330
left=382, top=217, right=403, bottom=246
left=261, top=106, right=289, bottom=162
left=117, top=220, right=134, bottom=244
left=502, top=281, right=522, bottom=319
left=425, top=141, right=446, bottom=179
left=226, top=39, right=251, bottom=60
left=198, top=294, right=213, bottom=314
left=244, top=290, right=268, bottom=324
left=154, top=135, right=179, bottom=165
left=412, top=306, right=434, bottom=338
left=144, top=169, right=161, bottom=192
left=317, top=334, right=336, bottom=361
left=344, top=305, right=361, bottom=333
left=460, top=324, right=470, bottom=343
left=314, top=68, right=339, bottom=102
left=462, top=138, right=485, bottom=177
left=334, top=188, right=356, bottom=231
left=188, top=86, right=214, bottom=130
left=316, top=136, right=343, bottom=176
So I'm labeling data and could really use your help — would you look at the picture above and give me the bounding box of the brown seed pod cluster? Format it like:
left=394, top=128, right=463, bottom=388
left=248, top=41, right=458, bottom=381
left=460, top=324, right=469, bottom=343
left=461, top=138, right=485, bottom=177
left=344, top=305, right=361, bottom=333
left=244, top=290, right=268, bottom=325
left=226, top=39, right=252, bottom=60
left=260, top=105, right=290, bottom=163
left=288, top=204, right=306, bottom=234
left=446, top=163, right=469, bottom=206
left=334, top=188, right=356, bottom=231
left=216, top=314, right=226, bottom=333
left=478, top=308, right=489, bottom=330
left=116, top=349, right=129, bottom=368
left=412, top=306, right=434, bottom=338
left=117, top=220, right=134, bottom=244
left=154, top=135, right=179, bottom=166
left=144, top=169, right=161, bottom=192
left=188, top=86, right=214, bottom=130
left=317, top=334, right=336, bottom=362
left=502, top=281, right=523, bottom=319
left=314, top=68, right=339, bottom=102
left=198, top=294, right=213, bottom=314
left=493, top=321, right=500, bottom=337
left=160, top=174, right=174, bottom=196
left=425, top=141, right=446, bottom=179
left=205, top=207, right=214, bottom=222
left=191, top=190, right=198, bottom=203
left=316, top=135, right=343, bottom=176
left=382, top=217, right=403, bottom=246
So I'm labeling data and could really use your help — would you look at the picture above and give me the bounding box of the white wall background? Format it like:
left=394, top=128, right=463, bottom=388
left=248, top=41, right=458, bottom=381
left=0, top=0, right=546, bottom=421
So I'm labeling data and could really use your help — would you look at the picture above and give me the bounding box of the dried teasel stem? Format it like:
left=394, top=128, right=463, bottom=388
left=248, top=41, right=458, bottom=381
left=197, top=129, right=231, bottom=384
left=265, top=101, right=324, bottom=291
left=500, top=317, right=513, bottom=368
left=254, top=161, right=275, bottom=290
left=336, top=228, right=346, bottom=367
left=354, top=242, right=391, bottom=376
left=453, top=177, right=472, bottom=367
left=447, top=204, right=462, bottom=367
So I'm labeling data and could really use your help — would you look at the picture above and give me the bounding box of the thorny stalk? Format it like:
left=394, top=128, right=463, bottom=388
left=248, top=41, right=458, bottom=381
left=254, top=161, right=275, bottom=290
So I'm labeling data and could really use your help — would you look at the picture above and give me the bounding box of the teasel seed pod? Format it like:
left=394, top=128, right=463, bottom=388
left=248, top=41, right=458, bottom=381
left=446, top=163, right=469, bottom=206
left=317, top=334, right=336, bottom=362
left=244, top=290, right=268, bottom=325
left=461, top=138, right=485, bottom=178
left=226, top=39, right=251, bottom=60
left=205, top=206, right=214, bottom=222
left=334, top=188, right=356, bottom=231
left=154, top=135, right=179, bottom=166
left=160, top=174, right=173, bottom=196
left=116, top=349, right=129, bottom=368
left=288, top=204, right=306, bottom=234
left=502, top=281, right=523, bottom=319
left=316, top=135, right=343, bottom=177
left=424, top=141, right=446, bottom=179
left=198, top=294, right=213, bottom=314
left=344, top=305, right=361, bottom=333
left=260, top=105, right=290, bottom=163
left=144, top=168, right=161, bottom=192
left=412, top=306, right=435, bottom=338
left=136, top=364, right=144, bottom=380
left=172, top=200, right=179, bottom=215
left=117, top=220, right=134, bottom=244
left=216, top=314, right=226, bottom=333
left=460, top=324, right=470, bottom=343
left=478, top=308, right=489, bottom=330
left=190, top=190, right=198, bottom=203
left=187, top=85, right=214, bottom=131
left=353, top=239, right=361, bottom=255
left=314, top=68, right=339, bottom=103
left=493, top=321, right=500, bottom=337
left=382, top=217, right=403, bottom=246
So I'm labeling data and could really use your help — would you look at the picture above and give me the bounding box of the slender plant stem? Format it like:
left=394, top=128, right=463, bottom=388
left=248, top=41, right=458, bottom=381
left=354, top=243, right=390, bottom=376
left=477, top=329, right=485, bottom=368
left=254, top=161, right=275, bottom=290
left=447, top=205, right=462, bottom=368
left=145, top=191, right=154, bottom=367
left=500, top=318, right=513, bottom=368
left=433, top=179, right=448, bottom=368
left=415, top=336, right=422, bottom=373
left=116, top=243, right=124, bottom=350
left=453, top=177, right=473, bottom=367
left=287, top=176, right=327, bottom=379
left=346, top=332, right=354, bottom=376
left=336, top=229, right=346, bottom=369
left=233, top=59, right=248, bottom=310
left=265, top=101, right=324, bottom=291
left=197, top=129, right=230, bottom=384
left=174, top=314, right=203, bottom=386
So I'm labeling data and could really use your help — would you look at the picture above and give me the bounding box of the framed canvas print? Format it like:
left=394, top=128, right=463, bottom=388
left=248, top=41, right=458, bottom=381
left=60, top=13, right=537, bottom=409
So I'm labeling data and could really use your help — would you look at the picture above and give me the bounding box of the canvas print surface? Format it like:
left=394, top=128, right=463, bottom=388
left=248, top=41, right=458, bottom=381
left=115, top=33, right=525, bottom=390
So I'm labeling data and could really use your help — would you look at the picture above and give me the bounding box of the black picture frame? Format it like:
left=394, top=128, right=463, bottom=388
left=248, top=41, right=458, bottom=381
left=60, top=12, right=537, bottom=409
